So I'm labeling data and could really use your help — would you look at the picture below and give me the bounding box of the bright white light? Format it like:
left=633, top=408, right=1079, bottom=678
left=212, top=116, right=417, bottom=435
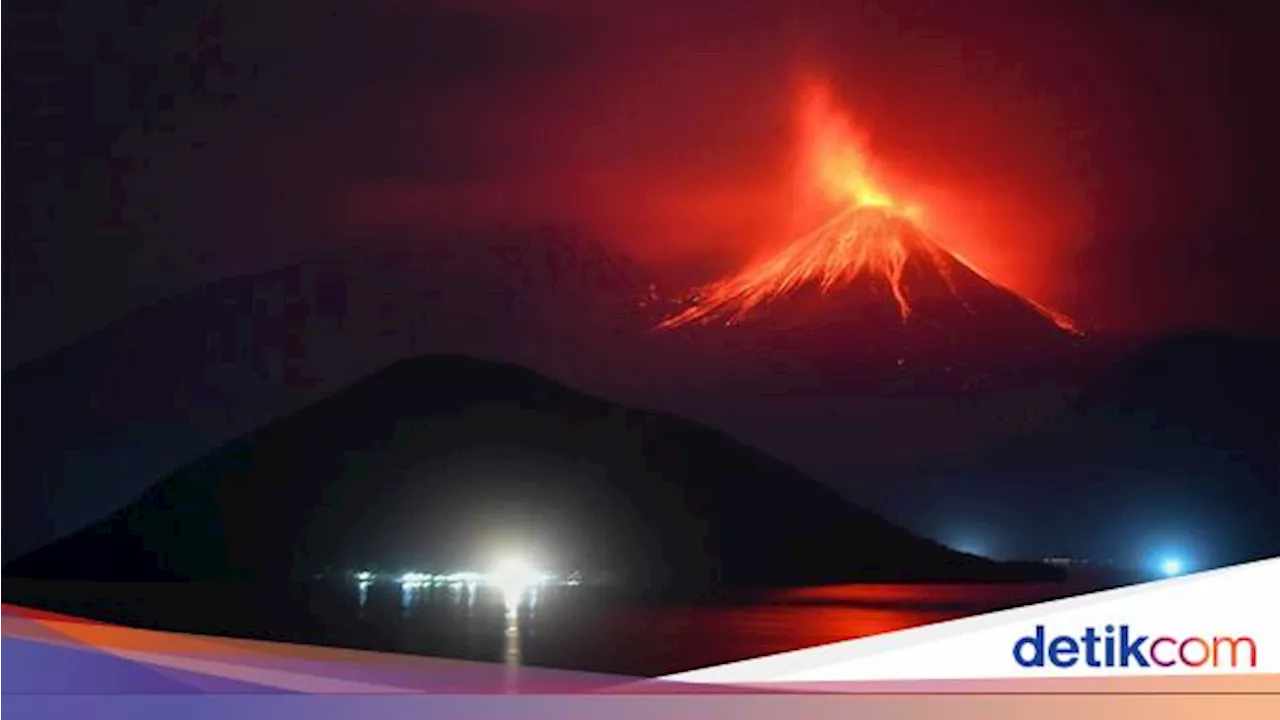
left=1160, top=557, right=1185, bottom=577
left=443, top=571, right=481, bottom=584
left=487, top=556, right=543, bottom=604
left=400, top=571, right=434, bottom=588
left=356, top=563, right=577, bottom=595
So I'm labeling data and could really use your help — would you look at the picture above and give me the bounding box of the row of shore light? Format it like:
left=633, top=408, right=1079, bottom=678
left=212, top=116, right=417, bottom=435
left=354, top=557, right=578, bottom=601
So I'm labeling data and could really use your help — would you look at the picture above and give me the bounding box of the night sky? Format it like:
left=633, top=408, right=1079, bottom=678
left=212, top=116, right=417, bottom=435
left=6, top=0, right=1278, bottom=368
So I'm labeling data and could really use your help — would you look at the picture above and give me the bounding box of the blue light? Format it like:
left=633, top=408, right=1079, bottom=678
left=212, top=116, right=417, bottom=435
left=952, top=540, right=987, bottom=558
left=1160, top=556, right=1184, bottom=577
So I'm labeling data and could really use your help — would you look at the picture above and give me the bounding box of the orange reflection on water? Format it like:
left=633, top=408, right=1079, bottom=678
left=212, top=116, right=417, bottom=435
left=575, top=582, right=1098, bottom=675
left=772, top=582, right=1069, bottom=608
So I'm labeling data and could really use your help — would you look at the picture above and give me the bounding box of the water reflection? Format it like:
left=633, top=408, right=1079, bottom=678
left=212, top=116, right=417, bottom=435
left=327, top=580, right=1092, bottom=677
left=350, top=577, right=537, bottom=670
left=504, top=597, right=522, bottom=666
left=356, top=580, right=371, bottom=619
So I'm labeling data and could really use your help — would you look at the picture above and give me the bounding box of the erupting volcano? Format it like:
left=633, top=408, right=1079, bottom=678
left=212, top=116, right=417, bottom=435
left=659, top=82, right=1080, bottom=337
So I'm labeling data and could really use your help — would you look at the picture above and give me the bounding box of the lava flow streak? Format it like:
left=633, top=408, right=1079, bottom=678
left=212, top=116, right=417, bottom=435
left=659, top=81, right=1080, bottom=335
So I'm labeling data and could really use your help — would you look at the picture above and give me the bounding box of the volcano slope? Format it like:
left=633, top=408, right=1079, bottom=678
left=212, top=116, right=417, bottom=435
left=650, top=79, right=1087, bottom=400
left=3, top=356, right=1060, bottom=593
left=653, top=207, right=1087, bottom=400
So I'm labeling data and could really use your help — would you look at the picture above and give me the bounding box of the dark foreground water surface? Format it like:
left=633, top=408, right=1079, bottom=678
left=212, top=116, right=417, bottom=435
left=4, top=576, right=1135, bottom=676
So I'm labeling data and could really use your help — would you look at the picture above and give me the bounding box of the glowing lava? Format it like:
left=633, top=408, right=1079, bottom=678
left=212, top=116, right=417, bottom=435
left=659, top=82, right=1080, bottom=335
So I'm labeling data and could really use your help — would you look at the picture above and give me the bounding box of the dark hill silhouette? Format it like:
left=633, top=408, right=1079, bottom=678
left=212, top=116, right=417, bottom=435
left=4, top=355, right=1053, bottom=591
left=1, top=229, right=663, bottom=561
left=901, top=332, right=1280, bottom=566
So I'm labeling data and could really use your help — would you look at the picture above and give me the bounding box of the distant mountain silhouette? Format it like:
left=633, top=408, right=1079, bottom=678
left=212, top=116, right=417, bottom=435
left=1, top=229, right=663, bottom=561
left=4, top=355, right=1053, bottom=590
left=901, top=332, right=1280, bottom=565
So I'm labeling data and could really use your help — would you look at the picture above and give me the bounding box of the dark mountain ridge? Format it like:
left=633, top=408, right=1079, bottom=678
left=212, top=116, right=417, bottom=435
left=4, top=355, right=1051, bottom=591
left=1, top=229, right=664, bottom=561
left=892, top=331, right=1280, bottom=566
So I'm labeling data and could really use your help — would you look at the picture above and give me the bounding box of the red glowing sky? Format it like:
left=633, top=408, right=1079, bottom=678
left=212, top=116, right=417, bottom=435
left=5, top=0, right=1276, bottom=363
left=654, top=77, right=1082, bottom=334
left=335, top=1, right=1272, bottom=336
